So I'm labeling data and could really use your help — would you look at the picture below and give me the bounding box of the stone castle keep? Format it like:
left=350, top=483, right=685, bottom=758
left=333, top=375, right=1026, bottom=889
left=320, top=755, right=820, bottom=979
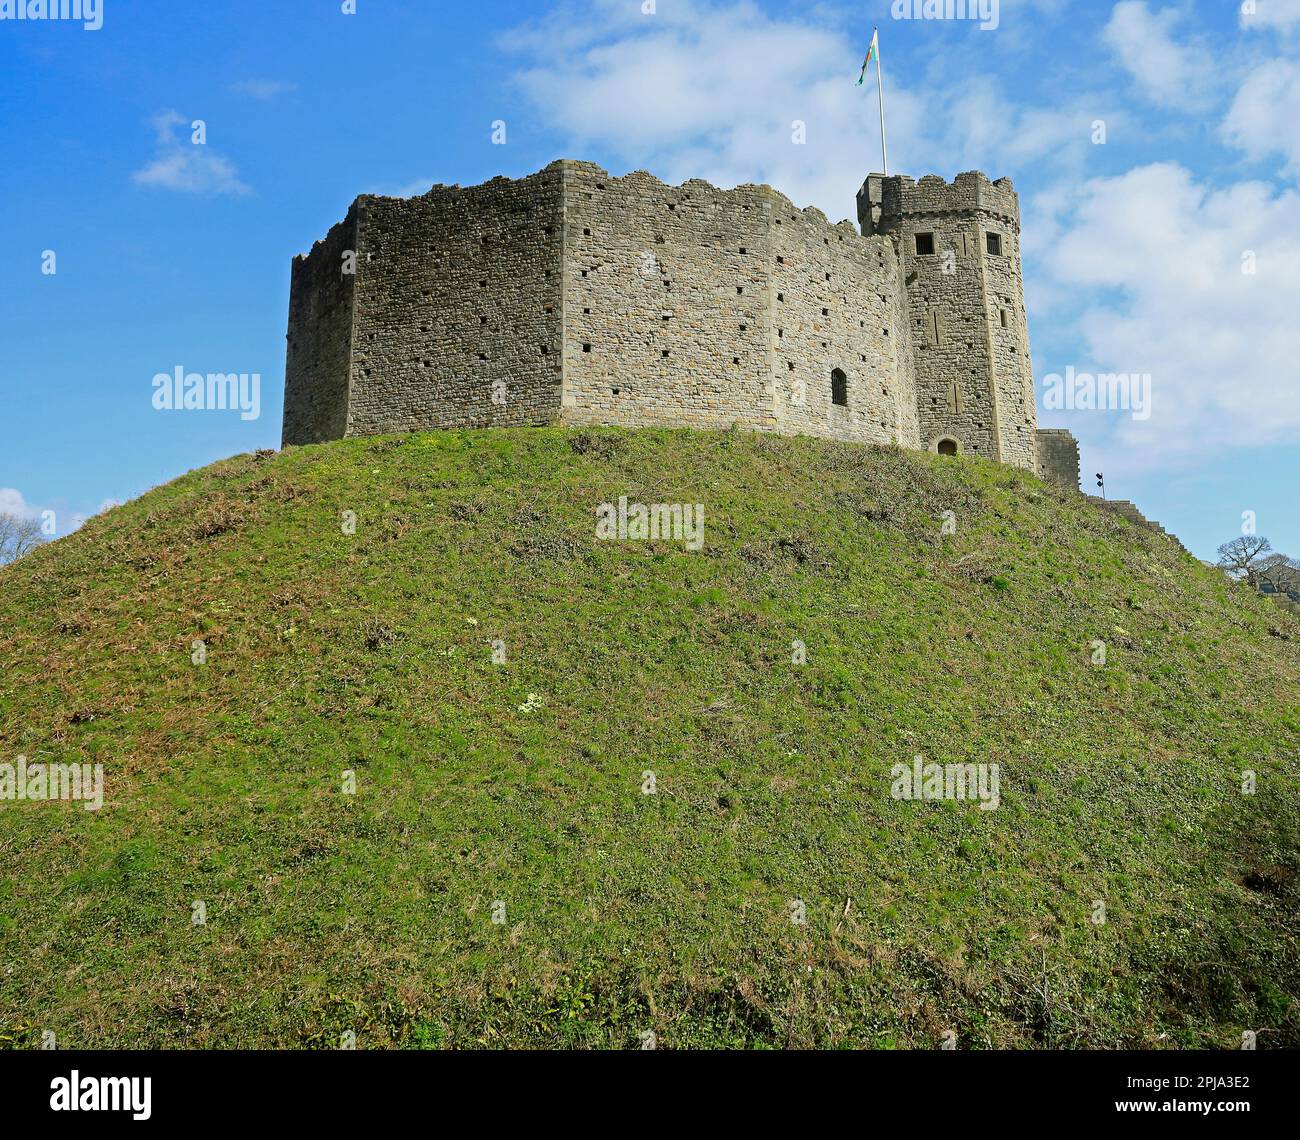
left=282, top=159, right=1080, bottom=489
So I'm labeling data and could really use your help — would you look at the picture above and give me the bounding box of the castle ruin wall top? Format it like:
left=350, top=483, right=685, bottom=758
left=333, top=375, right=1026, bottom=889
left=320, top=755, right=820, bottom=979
left=859, top=170, right=1022, bottom=234
left=282, top=158, right=1077, bottom=489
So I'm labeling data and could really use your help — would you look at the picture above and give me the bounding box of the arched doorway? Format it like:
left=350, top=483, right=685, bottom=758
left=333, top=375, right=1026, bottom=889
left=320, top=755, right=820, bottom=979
left=937, top=438, right=959, bottom=456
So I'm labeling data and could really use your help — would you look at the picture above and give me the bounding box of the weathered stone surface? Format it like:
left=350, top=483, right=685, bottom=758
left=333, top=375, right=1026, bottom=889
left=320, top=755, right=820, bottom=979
left=350, top=167, right=564, bottom=434
left=859, top=170, right=1037, bottom=469
left=558, top=161, right=913, bottom=447
left=1036, top=428, right=1080, bottom=490
left=282, top=160, right=1079, bottom=488
left=1087, top=496, right=1186, bottom=552
left=283, top=207, right=358, bottom=444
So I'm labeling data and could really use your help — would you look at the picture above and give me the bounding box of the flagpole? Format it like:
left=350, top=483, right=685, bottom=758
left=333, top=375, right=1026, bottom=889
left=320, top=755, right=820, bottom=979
left=874, top=27, right=889, bottom=175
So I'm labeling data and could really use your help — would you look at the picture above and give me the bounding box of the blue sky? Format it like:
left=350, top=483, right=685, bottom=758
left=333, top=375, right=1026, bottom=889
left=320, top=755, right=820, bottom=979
left=1, top=0, right=1297, bottom=561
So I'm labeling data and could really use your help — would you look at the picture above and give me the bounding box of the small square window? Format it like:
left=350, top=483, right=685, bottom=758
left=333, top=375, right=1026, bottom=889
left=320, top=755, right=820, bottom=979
left=582, top=343, right=591, bottom=353
left=986, top=232, right=1002, bottom=255
left=915, top=232, right=935, bottom=256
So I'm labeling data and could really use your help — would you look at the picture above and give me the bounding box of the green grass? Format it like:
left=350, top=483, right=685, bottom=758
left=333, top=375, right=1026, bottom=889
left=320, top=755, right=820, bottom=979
left=1, top=427, right=1297, bottom=1049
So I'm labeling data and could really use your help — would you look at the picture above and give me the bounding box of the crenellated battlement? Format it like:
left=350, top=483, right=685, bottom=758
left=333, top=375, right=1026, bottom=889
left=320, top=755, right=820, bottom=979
left=282, top=160, right=1076, bottom=488
left=552, top=159, right=871, bottom=251
left=858, top=170, right=1021, bottom=235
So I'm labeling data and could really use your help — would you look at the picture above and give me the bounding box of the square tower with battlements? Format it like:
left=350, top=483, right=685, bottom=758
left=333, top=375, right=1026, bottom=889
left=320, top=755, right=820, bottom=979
left=858, top=171, right=1040, bottom=471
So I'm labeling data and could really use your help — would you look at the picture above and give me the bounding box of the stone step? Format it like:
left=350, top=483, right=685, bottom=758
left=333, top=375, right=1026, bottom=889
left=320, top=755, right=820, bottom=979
left=1085, top=496, right=1187, bottom=553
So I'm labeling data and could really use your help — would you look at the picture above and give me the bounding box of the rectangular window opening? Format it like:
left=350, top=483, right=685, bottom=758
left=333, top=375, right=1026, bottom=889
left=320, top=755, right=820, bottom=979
left=831, top=369, right=848, bottom=407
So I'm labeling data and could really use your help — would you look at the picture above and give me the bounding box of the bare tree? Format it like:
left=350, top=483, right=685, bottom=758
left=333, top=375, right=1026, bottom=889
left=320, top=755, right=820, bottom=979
left=0, top=512, right=46, bottom=566
left=1258, top=553, right=1300, bottom=600
left=1216, top=535, right=1274, bottom=589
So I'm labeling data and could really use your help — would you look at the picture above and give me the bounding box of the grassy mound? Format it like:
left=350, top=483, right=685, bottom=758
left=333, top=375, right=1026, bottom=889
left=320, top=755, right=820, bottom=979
left=1, top=428, right=1297, bottom=1049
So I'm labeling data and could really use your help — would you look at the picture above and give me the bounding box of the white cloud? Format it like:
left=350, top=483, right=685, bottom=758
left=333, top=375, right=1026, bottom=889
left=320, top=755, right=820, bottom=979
left=508, top=3, right=850, bottom=147
left=230, top=79, right=297, bottom=101
left=365, top=177, right=440, bottom=198
left=1040, top=163, right=1300, bottom=470
left=499, top=1, right=1297, bottom=477
left=1241, top=0, right=1300, bottom=32
left=1102, top=2, right=1207, bottom=110
left=1223, top=58, right=1300, bottom=173
left=0, top=488, right=39, bottom=519
left=502, top=0, right=1106, bottom=223
left=505, top=0, right=879, bottom=220
left=0, top=490, right=121, bottom=537
left=0, top=488, right=60, bottom=540
left=132, top=110, right=250, bottom=196
left=498, top=0, right=651, bottom=57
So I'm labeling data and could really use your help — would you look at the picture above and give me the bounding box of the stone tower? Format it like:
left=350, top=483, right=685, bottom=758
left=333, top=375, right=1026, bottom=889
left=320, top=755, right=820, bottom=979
left=858, top=172, right=1039, bottom=470
left=282, top=161, right=1081, bottom=494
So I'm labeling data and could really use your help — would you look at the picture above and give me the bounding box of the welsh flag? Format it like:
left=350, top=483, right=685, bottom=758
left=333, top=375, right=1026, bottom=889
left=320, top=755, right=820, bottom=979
left=857, top=28, right=879, bottom=86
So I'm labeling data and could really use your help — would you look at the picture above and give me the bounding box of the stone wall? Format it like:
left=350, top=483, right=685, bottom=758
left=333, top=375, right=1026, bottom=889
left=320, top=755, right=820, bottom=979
left=558, top=163, right=776, bottom=431
left=981, top=201, right=1038, bottom=469
left=859, top=171, right=1036, bottom=468
left=1036, top=428, right=1080, bottom=489
left=283, top=161, right=1067, bottom=486
left=283, top=208, right=358, bottom=445
left=558, top=161, right=915, bottom=447
left=1087, top=496, right=1186, bottom=553
left=305, top=168, right=565, bottom=440
left=767, top=189, right=916, bottom=447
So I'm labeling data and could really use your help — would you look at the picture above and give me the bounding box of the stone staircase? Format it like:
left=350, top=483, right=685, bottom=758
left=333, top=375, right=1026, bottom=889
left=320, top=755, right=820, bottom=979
left=1086, top=496, right=1188, bottom=553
